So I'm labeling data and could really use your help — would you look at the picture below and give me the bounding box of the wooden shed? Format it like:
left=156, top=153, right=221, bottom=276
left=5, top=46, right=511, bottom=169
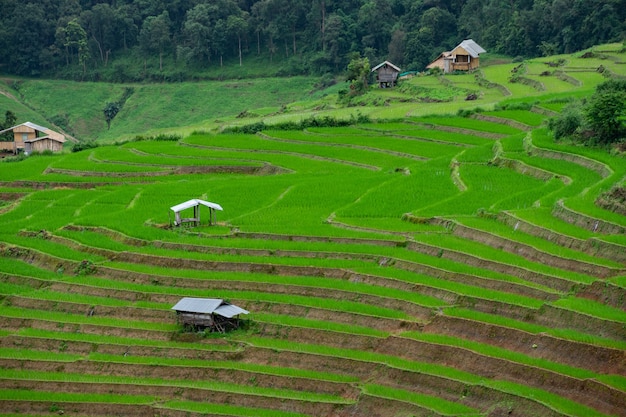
left=0, top=122, right=66, bottom=154
left=172, top=297, right=249, bottom=332
left=371, top=61, right=401, bottom=88
left=169, top=198, right=223, bottom=227
left=427, top=39, right=486, bottom=73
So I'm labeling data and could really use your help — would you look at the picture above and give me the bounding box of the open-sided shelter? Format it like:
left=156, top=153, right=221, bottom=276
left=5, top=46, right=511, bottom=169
left=0, top=122, right=66, bottom=154
left=426, top=39, right=486, bottom=73
left=371, top=61, right=401, bottom=88
left=169, top=198, right=223, bottom=227
left=171, top=297, right=249, bottom=332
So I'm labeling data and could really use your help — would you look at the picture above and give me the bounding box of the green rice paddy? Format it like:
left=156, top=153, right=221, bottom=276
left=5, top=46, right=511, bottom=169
left=0, top=44, right=625, bottom=416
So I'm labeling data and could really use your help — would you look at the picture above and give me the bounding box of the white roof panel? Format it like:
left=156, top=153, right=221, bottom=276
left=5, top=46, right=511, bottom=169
left=215, top=304, right=249, bottom=318
left=170, top=199, right=198, bottom=212
left=0, top=121, right=48, bottom=135
left=171, top=297, right=249, bottom=317
left=371, top=60, right=401, bottom=72
left=170, top=198, right=223, bottom=212
left=171, top=297, right=223, bottom=314
left=23, top=121, right=50, bottom=132
left=459, top=39, right=486, bottom=58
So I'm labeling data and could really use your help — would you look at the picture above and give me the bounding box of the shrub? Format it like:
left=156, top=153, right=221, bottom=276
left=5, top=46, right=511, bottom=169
left=550, top=80, right=626, bottom=146
left=0, top=153, right=28, bottom=163
left=131, top=133, right=182, bottom=142
left=222, top=113, right=370, bottom=135
left=584, top=81, right=626, bottom=145
left=74, top=260, right=96, bottom=276
left=494, top=102, right=535, bottom=111
left=548, top=102, right=584, bottom=141
left=457, top=107, right=485, bottom=117
left=72, top=140, right=99, bottom=153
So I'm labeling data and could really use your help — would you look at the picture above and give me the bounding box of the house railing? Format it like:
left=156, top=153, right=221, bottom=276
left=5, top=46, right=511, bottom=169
left=452, top=63, right=471, bottom=71
left=0, top=142, right=16, bottom=152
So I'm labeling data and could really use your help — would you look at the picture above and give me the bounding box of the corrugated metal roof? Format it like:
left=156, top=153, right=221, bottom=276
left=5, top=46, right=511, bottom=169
left=170, top=199, right=223, bottom=212
left=24, top=135, right=66, bottom=144
left=23, top=121, right=50, bottom=132
left=24, top=136, right=51, bottom=143
left=0, top=122, right=65, bottom=143
left=371, top=60, right=401, bottom=72
left=171, top=297, right=249, bottom=317
left=0, top=121, right=48, bottom=136
left=215, top=303, right=249, bottom=318
left=458, top=39, right=486, bottom=58
left=172, top=297, right=223, bottom=313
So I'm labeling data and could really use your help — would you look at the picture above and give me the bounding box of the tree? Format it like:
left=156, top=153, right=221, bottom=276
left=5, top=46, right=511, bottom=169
left=404, top=27, right=435, bottom=71
left=282, top=0, right=306, bottom=56
left=116, top=4, right=139, bottom=51
left=548, top=101, right=583, bottom=141
left=324, top=12, right=356, bottom=71
left=1, top=0, right=625, bottom=81
left=227, top=14, right=248, bottom=66
left=459, top=0, right=515, bottom=55
left=213, top=19, right=229, bottom=66
left=549, top=80, right=626, bottom=146
left=0, top=111, right=17, bottom=141
left=357, top=0, right=394, bottom=56
left=251, top=0, right=279, bottom=62
left=180, top=1, right=243, bottom=66
left=404, top=6, right=457, bottom=70
left=81, top=3, right=127, bottom=66
left=103, top=102, right=120, bottom=130
left=346, top=54, right=370, bottom=95
left=387, top=28, right=406, bottom=65
left=584, top=80, right=626, bottom=145
left=61, top=18, right=90, bottom=77
left=3, top=2, right=54, bottom=76
left=139, top=11, right=172, bottom=71
left=181, top=4, right=216, bottom=64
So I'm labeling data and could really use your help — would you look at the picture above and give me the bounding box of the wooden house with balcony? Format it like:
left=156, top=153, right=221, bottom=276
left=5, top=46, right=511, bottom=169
left=371, top=61, right=401, bottom=88
left=427, top=39, right=486, bottom=73
left=0, top=122, right=66, bottom=154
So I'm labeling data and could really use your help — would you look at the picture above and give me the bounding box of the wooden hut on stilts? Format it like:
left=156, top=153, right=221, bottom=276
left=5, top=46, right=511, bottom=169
left=171, top=298, right=249, bottom=333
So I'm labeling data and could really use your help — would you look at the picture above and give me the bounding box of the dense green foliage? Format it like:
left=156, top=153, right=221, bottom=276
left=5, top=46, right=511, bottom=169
left=0, top=110, right=17, bottom=141
left=548, top=79, right=626, bottom=146
left=0, top=0, right=624, bottom=81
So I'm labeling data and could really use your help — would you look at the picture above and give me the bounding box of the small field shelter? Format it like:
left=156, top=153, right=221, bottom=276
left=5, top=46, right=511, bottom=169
left=0, top=122, right=66, bottom=154
left=171, top=297, right=249, bottom=332
left=169, top=198, right=223, bottom=227
left=427, top=39, right=486, bottom=73
left=371, top=61, right=401, bottom=88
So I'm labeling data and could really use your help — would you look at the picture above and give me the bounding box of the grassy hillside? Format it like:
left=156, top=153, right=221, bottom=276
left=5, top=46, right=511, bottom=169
left=1, top=43, right=622, bottom=143
left=0, top=44, right=625, bottom=416
left=1, top=76, right=320, bottom=142
left=0, top=44, right=621, bottom=142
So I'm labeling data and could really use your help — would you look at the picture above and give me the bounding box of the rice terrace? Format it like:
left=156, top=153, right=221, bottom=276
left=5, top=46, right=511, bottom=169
left=1, top=44, right=626, bottom=417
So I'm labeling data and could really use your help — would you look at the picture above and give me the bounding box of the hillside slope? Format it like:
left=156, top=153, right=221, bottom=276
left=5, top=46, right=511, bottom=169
left=1, top=44, right=623, bottom=143
left=0, top=44, right=625, bottom=417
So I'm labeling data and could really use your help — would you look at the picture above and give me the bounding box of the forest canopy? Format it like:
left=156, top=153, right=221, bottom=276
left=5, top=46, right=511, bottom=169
left=0, top=0, right=624, bottom=81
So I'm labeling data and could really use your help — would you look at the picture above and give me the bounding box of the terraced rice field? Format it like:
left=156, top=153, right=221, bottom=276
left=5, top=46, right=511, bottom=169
left=1, top=50, right=625, bottom=416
